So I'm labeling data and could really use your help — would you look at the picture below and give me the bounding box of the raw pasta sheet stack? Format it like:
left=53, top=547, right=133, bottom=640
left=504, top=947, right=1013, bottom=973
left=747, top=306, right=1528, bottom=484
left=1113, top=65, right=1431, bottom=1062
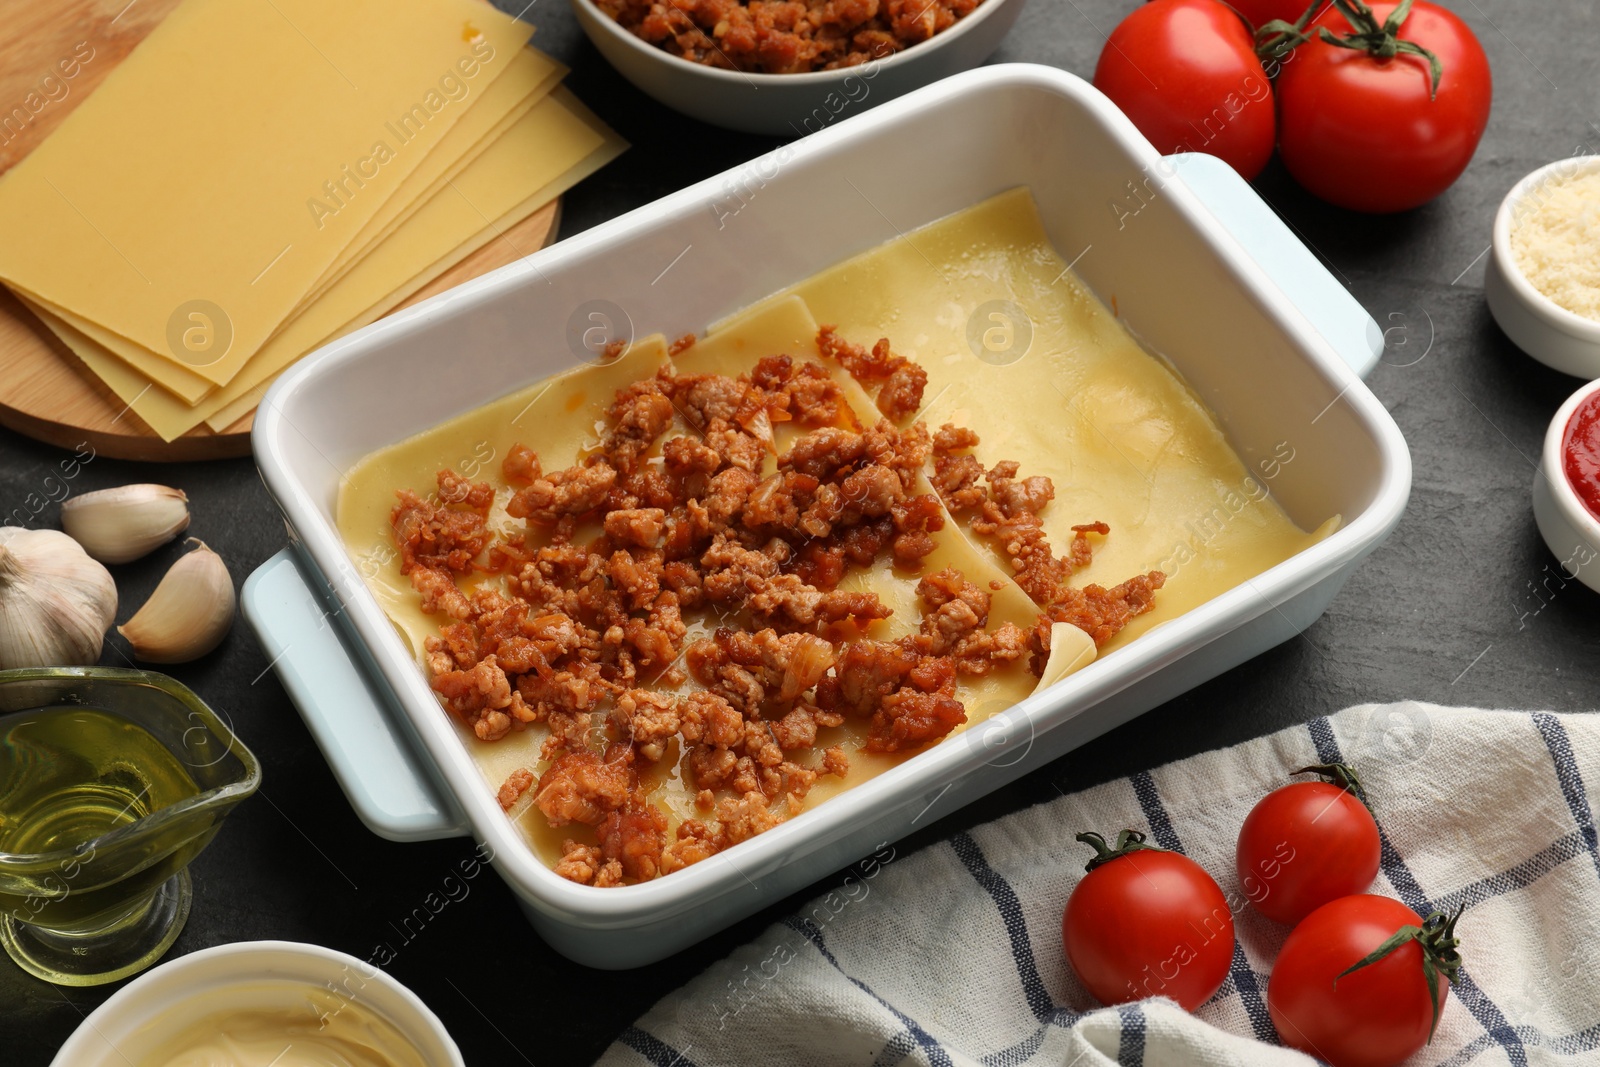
left=0, top=0, right=624, bottom=441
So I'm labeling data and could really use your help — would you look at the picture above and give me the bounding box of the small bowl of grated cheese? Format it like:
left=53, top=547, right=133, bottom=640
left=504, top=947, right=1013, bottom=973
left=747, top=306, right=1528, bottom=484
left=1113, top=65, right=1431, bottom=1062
left=1487, top=156, right=1600, bottom=378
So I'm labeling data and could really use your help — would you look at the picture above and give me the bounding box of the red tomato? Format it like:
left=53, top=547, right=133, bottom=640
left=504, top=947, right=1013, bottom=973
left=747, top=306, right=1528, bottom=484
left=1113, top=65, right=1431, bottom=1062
left=1275, top=1, right=1492, bottom=212
left=1062, top=830, right=1234, bottom=1012
left=1269, top=895, right=1459, bottom=1067
left=1236, top=765, right=1380, bottom=925
left=1221, top=0, right=1325, bottom=30
left=1094, top=0, right=1276, bottom=180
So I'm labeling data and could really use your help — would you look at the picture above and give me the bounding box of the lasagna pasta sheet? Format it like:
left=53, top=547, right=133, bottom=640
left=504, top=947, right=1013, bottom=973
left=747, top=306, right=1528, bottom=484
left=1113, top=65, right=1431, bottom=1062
left=22, top=45, right=568, bottom=407
left=61, top=90, right=623, bottom=441
left=0, top=0, right=537, bottom=386
left=744, top=188, right=1337, bottom=648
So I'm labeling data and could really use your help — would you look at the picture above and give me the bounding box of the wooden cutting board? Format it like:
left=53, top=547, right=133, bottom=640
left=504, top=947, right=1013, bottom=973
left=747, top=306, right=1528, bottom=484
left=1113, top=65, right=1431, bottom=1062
left=0, top=0, right=559, bottom=462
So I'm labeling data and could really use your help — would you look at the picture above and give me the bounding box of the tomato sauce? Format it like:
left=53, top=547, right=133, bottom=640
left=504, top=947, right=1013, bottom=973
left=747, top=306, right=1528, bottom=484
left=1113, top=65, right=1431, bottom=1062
left=1563, top=390, right=1600, bottom=520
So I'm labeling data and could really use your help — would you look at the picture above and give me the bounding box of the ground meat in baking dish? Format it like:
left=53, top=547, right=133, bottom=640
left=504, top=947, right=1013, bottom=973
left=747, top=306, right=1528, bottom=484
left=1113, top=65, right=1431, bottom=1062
left=387, top=327, right=1164, bottom=887
left=593, top=0, right=986, bottom=75
left=930, top=423, right=1166, bottom=652
left=818, top=326, right=929, bottom=422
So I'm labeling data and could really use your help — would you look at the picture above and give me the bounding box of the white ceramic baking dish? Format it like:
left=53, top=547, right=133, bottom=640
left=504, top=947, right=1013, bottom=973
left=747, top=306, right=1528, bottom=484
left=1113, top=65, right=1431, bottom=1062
left=245, top=64, right=1409, bottom=970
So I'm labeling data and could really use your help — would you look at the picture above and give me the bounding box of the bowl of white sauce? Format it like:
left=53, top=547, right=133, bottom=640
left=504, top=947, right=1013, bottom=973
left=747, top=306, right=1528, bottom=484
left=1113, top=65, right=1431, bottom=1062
left=49, top=940, right=462, bottom=1067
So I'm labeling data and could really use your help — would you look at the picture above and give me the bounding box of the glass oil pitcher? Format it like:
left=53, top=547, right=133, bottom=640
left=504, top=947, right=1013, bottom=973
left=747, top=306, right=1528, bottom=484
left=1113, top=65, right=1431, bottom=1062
left=0, top=667, right=260, bottom=986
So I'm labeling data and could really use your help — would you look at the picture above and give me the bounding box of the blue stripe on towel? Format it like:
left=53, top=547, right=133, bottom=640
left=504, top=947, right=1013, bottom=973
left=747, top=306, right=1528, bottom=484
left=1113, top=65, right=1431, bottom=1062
left=1130, top=771, right=1278, bottom=1045
left=1117, top=1002, right=1147, bottom=1067
left=1432, top=830, right=1591, bottom=914
left=979, top=1023, right=1051, bottom=1067
left=1306, top=718, right=1530, bottom=1067
left=618, top=1026, right=701, bottom=1067
left=1129, top=772, right=1180, bottom=851
left=1539, top=1023, right=1600, bottom=1054
left=871, top=1029, right=917, bottom=1067
left=1440, top=1019, right=1600, bottom=1066
left=950, top=832, right=1059, bottom=1024
left=1532, top=712, right=1600, bottom=885
left=1306, top=715, right=1343, bottom=765
left=785, top=916, right=956, bottom=1067
left=946, top=832, right=1086, bottom=1067
left=1221, top=941, right=1276, bottom=1042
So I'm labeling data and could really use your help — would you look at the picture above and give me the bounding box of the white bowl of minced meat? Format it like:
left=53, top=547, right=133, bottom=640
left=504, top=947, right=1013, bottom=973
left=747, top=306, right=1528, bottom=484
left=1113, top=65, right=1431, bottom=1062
left=571, top=0, right=1030, bottom=134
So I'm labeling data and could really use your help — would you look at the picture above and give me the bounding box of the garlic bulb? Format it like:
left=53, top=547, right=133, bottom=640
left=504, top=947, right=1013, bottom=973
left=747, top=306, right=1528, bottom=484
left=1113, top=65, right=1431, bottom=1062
left=0, top=527, right=118, bottom=669
left=119, top=539, right=235, bottom=664
left=61, top=484, right=190, bottom=564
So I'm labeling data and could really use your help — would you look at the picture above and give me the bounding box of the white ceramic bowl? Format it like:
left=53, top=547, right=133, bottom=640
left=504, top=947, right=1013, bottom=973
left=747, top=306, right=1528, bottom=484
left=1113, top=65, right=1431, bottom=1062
left=49, top=940, right=464, bottom=1067
left=249, top=65, right=1409, bottom=969
left=1532, top=377, right=1600, bottom=594
left=1485, top=156, right=1600, bottom=378
left=570, top=0, right=1028, bottom=135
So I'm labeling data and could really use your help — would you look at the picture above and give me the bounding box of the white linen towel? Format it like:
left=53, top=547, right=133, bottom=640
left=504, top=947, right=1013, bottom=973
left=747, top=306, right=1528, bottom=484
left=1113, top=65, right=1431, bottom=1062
left=599, top=704, right=1600, bottom=1066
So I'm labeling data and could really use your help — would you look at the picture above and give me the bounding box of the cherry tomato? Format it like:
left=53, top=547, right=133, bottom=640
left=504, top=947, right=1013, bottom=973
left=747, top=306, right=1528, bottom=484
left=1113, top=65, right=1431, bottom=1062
left=1269, top=895, right=1461, bottom=1067
left=1061, top=830, right=1234, bottom=1012
left=1236, top=764, right=1380, bottom=926
left=1274, top=1, right=1492, bottom=212
left=1221, top=0, right=1324, bottom=30
left=1094, top=0, right=1277, bottom=180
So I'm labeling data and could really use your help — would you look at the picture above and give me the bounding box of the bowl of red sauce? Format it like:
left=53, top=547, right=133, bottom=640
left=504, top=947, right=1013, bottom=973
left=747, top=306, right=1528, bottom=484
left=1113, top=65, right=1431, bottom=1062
left=1533, top=378, right=1600, bottom=593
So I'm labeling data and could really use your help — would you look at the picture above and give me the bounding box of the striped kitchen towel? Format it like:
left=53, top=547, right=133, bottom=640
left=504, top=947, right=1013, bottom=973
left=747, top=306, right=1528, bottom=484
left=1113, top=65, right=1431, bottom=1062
left=598, top=704, right=1600, bottom=1066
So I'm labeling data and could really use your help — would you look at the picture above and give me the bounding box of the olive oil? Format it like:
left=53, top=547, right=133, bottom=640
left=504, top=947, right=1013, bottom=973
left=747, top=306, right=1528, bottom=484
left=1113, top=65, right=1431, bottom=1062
left=0, top=706, right=201, bottom=927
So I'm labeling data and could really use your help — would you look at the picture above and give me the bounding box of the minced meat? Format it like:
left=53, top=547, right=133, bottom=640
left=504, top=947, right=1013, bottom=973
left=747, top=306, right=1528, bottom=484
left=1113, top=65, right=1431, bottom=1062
left=595, top=0, right=987, bottom=75
left=388, top=325, right=1162, bottom=888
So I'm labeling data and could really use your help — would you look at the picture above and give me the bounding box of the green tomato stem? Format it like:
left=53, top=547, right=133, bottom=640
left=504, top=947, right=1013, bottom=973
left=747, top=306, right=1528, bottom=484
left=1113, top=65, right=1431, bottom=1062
left=1334, top=906, right=1464, bottom=1042
left=1255, top=0, right=1443, bottom=99
left=1290, top=761, right=1376, bottom=816
left=1076, top=829, right=1168, bottom=873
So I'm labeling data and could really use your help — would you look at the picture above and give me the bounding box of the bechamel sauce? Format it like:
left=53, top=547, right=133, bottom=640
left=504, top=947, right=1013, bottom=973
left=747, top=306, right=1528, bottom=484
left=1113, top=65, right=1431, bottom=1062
left=129, top=982, right=432, bottom=1067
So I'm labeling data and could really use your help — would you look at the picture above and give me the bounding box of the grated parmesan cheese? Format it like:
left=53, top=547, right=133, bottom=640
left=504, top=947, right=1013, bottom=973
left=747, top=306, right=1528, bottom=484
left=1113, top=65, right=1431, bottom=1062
left=1512, top=168, right=1600, bottom=321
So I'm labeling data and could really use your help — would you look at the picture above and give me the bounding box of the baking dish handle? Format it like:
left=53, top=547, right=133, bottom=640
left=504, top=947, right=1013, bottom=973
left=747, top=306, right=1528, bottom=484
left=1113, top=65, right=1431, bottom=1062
left=241, top=548, right=470, bottom=843
left=1165, top=152, right=1384, bottom=380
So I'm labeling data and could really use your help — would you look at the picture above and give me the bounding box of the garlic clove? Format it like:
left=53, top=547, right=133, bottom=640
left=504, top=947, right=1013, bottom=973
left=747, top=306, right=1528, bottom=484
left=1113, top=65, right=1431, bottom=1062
left=0, top=526, right=118, bottom=669
left=61, top=484, right=191, bottom=565
left=118, top=539, right=235, bottom=664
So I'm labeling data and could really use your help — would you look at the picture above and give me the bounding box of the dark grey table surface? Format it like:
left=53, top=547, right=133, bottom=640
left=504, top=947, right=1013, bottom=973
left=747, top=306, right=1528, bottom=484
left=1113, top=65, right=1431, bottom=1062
left=8, top=1, right=1600, bottom=1063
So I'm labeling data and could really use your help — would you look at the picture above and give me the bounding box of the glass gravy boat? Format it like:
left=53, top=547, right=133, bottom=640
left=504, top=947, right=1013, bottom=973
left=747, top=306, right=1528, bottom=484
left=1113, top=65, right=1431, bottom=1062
left=0, top=667, right=260, bottom=986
